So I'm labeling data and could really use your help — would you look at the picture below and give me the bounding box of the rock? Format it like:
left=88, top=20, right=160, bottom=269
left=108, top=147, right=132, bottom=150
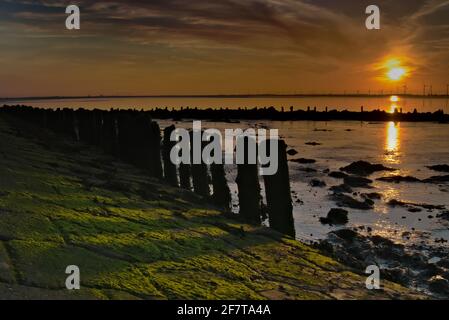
left=329, top=184, right=353, bottom=194
left=298, top=167, right=318, bottom=173
left=377, top=175, right=421, bottom=183
left=423, top=175, right=449, bottom=183
left=340, top=161, right=395, bottom=176
left=310, top=179, right=326, bottom=188
left=333, top=229, right=359, bottom=242
left=428, top=276, right=449, bottom=295
left=361, top=192, right=382, bottom=200
left=328, top=171, right=348, bottom=179
left=383, top=268, right=409, bottom=284
left=436, top=258, right=449, bottom=269
left=287, top=149, right=298, bottom=156
left=427, top=164, right=449, bottom=173
left=305, top=142, right=322, bottom=146
left=388, top=199, right=445, bottom=211
left=344, top=176, right=373, bottom=188
left=408, top=207, right=422, bottom=213
left=436, top=211, right=449, bottom=221
left=331, top=193, right=374, bottom=210
left=320, top=208, right=349, bottom=225
left=291, top=158, right=316, bottom=164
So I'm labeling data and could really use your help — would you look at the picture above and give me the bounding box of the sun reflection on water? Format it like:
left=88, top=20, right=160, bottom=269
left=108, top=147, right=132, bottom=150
left=384, top=121, right=400, bottom=164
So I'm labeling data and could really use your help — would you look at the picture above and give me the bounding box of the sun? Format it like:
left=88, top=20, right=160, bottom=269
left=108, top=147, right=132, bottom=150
left=387, top=67, right=406, bottom=81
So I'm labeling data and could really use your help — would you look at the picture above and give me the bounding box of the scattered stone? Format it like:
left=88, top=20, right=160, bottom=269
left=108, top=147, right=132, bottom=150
left=329, top=184, right=353, bottom=194
left=310, top=179, right=326, bottom=188
left=328, top=171, right=348, bottom=179
left=427, top=164, right=449, bottom=173
left=344, top=176, right=373, bottom=188
left=423, top=175, right=449, bottom=183
left=436, top=211, right=449, bottom=221
left=332, top=229, right=359, bottom=242
left=305, top=142, right=322, bottom=146
left=377, top=175, right=421, bottom=183
left=340, top=161, right=396, bottom=176
left=361, top=192, right=382, bottom=200
left=428, top=276, right=449, bottom=295
left=331, top=193, right=374, bottom=210
left=320, top=208, right=349, bottom=225
left=291, top=158, right=316, bottom=164
left=298, top=167, right=318, bottom=173
left=436, top=259, right=449, bottom=269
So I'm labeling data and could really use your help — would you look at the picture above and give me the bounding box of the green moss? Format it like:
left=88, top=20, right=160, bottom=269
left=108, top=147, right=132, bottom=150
left=0, top=115, right=423, bottom=300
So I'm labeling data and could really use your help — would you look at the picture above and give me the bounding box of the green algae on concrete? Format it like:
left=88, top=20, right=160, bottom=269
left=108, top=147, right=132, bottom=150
left=0, top=114, right=423, bottom=300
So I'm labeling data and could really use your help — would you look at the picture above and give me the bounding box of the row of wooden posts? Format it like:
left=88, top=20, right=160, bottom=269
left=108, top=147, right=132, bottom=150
left=2, top=106, right=295, bottom=237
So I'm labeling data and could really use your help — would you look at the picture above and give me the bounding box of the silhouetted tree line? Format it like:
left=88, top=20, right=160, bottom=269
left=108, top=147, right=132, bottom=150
left=0, top=105, right=296, bottom=237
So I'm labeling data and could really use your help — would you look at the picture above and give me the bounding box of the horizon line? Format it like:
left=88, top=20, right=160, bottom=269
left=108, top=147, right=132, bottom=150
left=2, top=93, right=449, bottom=101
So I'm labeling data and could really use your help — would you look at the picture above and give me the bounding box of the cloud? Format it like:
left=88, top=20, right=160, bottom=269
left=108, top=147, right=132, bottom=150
left=1, top=0, right=449, bottom=96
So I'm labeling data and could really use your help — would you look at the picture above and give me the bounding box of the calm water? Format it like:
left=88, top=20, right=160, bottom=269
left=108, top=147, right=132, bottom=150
left=2, top=96, right=449, bottom=113
left=159, top=119, right=449, bottom=252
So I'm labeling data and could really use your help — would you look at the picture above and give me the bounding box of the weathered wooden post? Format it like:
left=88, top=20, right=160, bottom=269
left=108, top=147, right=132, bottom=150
left=211, top=163, right=231, bottom=212
left=163, top=125, right=179, bottom=187
left=236, top=136, right=262, bottom=224
left=179, top=163, right=192, bottom=190
left=263, top=139, right=295, bottom=237
left=190, top=130, right=211, bottom=198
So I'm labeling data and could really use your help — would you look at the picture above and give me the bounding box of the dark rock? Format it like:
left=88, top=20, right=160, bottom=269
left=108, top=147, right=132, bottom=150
left=305, top=142, right=322, bottom=146
left=333, top=229, right=359, bottom=242
left=331, top=193, right=373, bottom=210
left=328, top=171, right=348, bottom=179
left=428, top=276, right=449, bottom=295
left=340, top=161, right=396, bottom=176
left=344, top=176, right=373, bottom=188
left=423, top=175, right=449, bottom=183
left=437, top=211, right=449, bottom=221
left=377, top=175, right=421, bottom=183
left=287, top=149, right=298, bottom=156
left=320, top=208, right=349, bottom=225
left=291, top=158, right=316, bottom=164
left=298, top=167, right=318, bottom=173
left=427, top=164, right=449, bottom=173
left=329, top=184, right=353, bottom=194
left=436, top=259, right=449, bottom=269
left=310, top=179, right=326, bottom=188
left=361, top=192, right=382, bottom=200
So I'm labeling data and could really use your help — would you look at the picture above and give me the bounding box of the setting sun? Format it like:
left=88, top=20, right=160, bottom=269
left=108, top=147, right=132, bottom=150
left=387, top=67, right=406, bottom=81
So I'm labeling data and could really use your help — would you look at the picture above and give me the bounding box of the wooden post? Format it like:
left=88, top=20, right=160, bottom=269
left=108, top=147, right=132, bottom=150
left=263, top=140, right=295, bottom=237
left=236, top=136, right=262, bottom=224
left=163, top=125, right=179, bottom=186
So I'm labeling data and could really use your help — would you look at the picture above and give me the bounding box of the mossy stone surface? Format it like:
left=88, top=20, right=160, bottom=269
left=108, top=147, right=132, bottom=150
left=0, top=115, right=424, bottom=300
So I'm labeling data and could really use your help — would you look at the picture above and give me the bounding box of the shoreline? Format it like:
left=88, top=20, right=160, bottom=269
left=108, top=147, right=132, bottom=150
left=2, top=105, right=449, bottom=122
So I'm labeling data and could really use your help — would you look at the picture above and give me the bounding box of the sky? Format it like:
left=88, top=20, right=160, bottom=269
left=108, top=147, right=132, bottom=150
left=1, top=0, right=449, bottom=97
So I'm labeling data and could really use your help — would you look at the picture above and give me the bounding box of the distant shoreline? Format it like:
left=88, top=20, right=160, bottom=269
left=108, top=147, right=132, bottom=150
left=2, top=105, right=448, bottom=122
left=2, top=93, right=449, bottom=101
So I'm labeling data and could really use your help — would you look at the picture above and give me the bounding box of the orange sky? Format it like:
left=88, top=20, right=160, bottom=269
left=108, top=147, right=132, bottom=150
left=1, top=0, right=449, bottom=97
